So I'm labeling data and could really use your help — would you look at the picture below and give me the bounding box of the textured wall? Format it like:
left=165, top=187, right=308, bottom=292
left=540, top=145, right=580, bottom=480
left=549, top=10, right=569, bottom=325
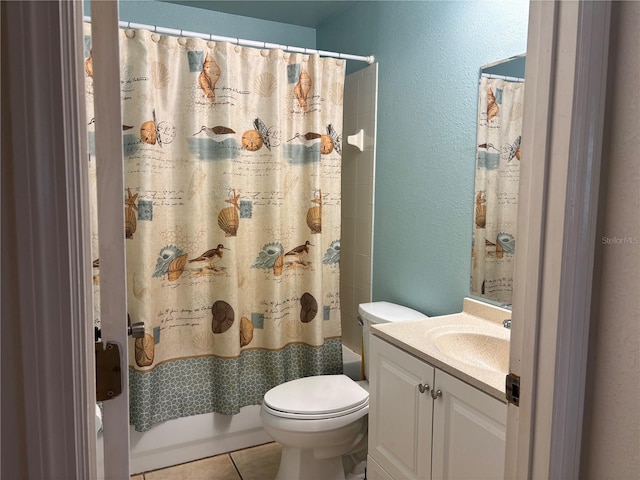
left=318, top=1, right=529, bottom=315
left=582, top=2, right=640, bottom=477
left=84, top=0, right=316, bottom=48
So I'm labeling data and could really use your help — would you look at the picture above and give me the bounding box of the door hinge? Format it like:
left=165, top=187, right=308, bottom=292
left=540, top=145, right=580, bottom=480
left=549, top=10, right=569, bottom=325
left=95, top=341, right=123, bottom=401
left=506, top=372, right=520, bottom=406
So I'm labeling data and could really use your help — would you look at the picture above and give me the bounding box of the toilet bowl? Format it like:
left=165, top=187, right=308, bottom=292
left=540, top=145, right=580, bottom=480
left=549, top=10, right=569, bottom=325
left=260, top=302, right=427, bottom=480
left=261, top=375, right=369, bottom=480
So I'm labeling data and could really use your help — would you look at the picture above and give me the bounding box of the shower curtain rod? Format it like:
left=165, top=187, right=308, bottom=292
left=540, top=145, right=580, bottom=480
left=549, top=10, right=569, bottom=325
left=480, top=53, right=525, bottom=71
left=480, top=73, right=525, bottom=83
left=83, top=16, right=375, bottom=64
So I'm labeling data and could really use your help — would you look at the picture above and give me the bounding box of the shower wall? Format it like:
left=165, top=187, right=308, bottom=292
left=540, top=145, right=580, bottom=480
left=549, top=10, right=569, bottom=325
left=341, top=64, right=378, bottom=355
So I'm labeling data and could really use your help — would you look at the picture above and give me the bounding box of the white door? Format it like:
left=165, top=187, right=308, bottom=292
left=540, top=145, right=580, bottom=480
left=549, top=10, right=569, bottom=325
left=506, top=2, right=612, bottom=477
left=369, top=336, right=434, bottom=480
left=431, top=370, right=507, bottom=480
left=89, top=1, right=131, bottom=478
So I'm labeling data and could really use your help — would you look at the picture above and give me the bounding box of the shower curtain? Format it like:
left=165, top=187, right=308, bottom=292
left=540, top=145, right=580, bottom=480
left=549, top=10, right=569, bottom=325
left=85, top=25, right=345, bottom=432
left=471, top=77, right=525, bottom=304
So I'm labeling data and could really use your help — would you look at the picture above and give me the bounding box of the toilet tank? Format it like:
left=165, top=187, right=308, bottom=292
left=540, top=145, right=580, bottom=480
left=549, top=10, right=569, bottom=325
left=359, top=302, right=428, bottom=380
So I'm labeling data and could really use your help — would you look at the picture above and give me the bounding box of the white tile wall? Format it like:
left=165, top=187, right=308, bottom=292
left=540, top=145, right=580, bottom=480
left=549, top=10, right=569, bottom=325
left=340, top=64, right=378, bottom=355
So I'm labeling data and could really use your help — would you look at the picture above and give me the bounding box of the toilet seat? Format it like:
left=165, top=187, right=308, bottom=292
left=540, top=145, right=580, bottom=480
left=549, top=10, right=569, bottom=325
left=262, top=399, right=368, bottom=420
left=263, top=374, right=369, bottom=420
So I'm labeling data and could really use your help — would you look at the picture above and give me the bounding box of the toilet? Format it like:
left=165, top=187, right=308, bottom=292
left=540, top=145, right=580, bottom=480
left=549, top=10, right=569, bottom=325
left=260, top=302, right=428, bottom=480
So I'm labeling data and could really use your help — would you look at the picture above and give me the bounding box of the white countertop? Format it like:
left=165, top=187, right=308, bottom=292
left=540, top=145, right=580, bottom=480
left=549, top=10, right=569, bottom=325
left=371, top=298, right=511, bottom=402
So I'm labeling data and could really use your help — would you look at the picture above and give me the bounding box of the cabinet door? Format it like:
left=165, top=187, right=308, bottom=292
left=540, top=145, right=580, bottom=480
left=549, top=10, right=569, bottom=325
left=369, top=335, right=435, bottom=480
left=431, top=369, right=507, bottom=480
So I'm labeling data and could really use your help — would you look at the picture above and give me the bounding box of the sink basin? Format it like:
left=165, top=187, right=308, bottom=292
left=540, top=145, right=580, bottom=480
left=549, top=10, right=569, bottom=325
left=433, top=332, right=509, bottom=373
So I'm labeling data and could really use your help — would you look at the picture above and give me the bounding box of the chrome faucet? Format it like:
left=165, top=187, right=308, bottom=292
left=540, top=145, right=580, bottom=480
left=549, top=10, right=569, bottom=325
left=503, top=319, right=512, bottom=329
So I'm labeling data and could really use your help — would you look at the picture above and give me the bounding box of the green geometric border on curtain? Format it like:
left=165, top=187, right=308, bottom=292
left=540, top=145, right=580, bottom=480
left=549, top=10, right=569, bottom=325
left=129, top=338, right=343, bottom=432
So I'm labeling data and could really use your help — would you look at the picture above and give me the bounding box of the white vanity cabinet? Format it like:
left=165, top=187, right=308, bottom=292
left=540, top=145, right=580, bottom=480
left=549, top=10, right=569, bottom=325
left=368, top=335, right=507, bottom=480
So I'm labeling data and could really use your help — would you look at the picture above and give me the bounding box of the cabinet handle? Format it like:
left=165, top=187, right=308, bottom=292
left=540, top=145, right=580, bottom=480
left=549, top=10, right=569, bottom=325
left=418, top=383, right=430, bottom=394
left=431, top=389, right=442, bottom=399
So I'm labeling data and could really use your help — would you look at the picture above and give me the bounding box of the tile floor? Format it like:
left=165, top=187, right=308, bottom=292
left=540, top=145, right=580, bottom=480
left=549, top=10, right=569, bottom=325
left=130, top=442, right=282, bottom=480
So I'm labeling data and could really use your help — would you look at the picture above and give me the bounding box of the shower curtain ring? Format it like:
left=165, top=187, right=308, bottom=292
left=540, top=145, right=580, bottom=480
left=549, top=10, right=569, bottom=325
left=127, top=21, right=131, bottom=29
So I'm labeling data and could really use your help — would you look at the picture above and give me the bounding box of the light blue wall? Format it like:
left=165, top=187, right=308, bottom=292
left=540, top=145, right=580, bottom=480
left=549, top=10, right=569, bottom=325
left=318, top=1, right=529, bottom=316
left=84, top=0, right=316, bottom=48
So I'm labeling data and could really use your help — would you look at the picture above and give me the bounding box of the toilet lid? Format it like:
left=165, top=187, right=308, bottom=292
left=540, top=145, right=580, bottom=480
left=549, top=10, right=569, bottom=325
left=263, top=375, right=368, bottom=419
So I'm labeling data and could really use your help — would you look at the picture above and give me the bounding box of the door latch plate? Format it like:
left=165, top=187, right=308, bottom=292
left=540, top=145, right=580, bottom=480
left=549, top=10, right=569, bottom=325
left=506, top=372, right=520, bottom=406
left=95, top=341, right=122, bottom=401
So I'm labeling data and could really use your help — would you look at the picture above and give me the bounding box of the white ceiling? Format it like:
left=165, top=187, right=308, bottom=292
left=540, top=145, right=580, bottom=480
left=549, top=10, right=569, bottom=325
left=162, top=1, right=358, bottom=28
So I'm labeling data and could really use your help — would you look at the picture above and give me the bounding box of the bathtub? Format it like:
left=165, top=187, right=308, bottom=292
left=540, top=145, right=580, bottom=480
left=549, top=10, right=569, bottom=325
left=97, top=344, right=362, bottom=475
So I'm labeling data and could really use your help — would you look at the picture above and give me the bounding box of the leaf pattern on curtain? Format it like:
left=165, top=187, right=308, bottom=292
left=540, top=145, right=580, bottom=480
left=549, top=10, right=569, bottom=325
left=85, top=25, right=345, bottom=431
left=471, top=77, right=525, bottom=305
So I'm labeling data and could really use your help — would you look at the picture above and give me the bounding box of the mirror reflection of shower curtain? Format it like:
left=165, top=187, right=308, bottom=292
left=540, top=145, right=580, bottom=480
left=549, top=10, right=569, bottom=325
left=84, top=25, right=345, bottom=432
left=471, top=77, right=525, bottom=305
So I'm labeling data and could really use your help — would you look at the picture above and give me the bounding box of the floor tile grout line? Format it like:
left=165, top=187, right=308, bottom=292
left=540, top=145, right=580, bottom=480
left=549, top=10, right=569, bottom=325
left=228, top=452, right=244, bottom=480
left=130, top=441, right=280, bottom=480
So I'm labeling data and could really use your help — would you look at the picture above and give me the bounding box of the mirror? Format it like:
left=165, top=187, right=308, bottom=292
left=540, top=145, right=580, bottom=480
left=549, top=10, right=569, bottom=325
left=470, top=54, right=526, bottom=305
